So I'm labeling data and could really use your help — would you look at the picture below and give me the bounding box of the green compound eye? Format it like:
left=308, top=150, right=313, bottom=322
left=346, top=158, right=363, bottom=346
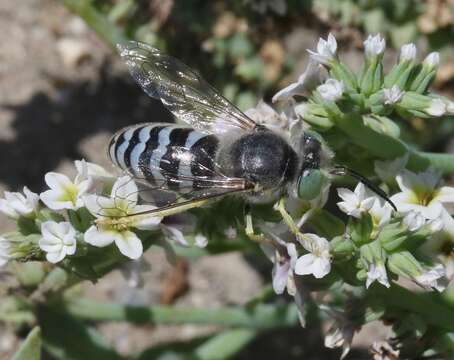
left=297, top=169, right=325, bottom=201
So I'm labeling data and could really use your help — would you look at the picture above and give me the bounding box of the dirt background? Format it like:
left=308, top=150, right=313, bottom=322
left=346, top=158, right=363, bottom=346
left=1, top=0, right=447, bottom=359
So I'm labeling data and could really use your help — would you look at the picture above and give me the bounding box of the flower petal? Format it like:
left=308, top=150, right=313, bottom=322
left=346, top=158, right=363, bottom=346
left=44, top=172, right=73, bottom=190
left=437, top=186, right=454, bottom=203
left=40, top=189, right=74, bottom=210
left=111, top=176, right=138, bottom=206
left=83, top=194, right=115, bottom=218
left=84, top=226, right=114, bottom=247
left=294, top=254, right=316, bottom=275
left=114, top=231, right=143, bottom=259
left=46, top=250, right=66, bottom=264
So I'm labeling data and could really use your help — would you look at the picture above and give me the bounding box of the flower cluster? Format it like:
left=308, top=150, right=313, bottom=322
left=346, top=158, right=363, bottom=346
left=248, top=32, right=454, bottom=357
left=0, top=160, right=209, bottom=268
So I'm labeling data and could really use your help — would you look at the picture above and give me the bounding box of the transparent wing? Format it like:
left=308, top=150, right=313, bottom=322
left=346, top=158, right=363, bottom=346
left=117, top=41, right=257, bottom=135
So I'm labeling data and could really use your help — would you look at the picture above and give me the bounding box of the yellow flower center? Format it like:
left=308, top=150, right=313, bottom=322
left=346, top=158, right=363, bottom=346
left=411, top=188, right=439, bottom=206
left=59, top=184, right=79, bottom=205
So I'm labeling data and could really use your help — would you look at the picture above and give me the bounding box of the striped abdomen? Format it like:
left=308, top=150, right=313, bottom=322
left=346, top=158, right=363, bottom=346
left=108, top=123, right=219, bottom=192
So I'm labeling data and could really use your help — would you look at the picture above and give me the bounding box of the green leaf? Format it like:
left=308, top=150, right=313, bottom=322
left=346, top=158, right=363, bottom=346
left=68, top=208, right=95, bottom=232
left=38, top=306, right=124, bottom=360
left=57, top=298, right=298, bottom=329
left=194, top=329, right=256, bottom=360
left=17, top=216, right=40, bottom=235
left=12, top=327, right=42, bottom=360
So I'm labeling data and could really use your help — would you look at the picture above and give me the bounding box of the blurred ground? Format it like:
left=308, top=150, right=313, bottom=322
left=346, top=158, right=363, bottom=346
left=0, top=0, right=444, bottom=359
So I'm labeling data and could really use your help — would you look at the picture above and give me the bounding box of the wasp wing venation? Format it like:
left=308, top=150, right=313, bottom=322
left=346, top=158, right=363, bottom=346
left=117, top=41, right=257, bottom=135
left=107, top=123, right=252, bottom=215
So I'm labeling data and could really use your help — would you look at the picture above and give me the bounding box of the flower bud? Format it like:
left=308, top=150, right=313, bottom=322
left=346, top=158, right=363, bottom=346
left=399, top=43, right=417, bottom=62
left=409, top=52, right=440, bottom=93
left=424, top=52, right=440, bottom=69
left=384, top=45, right=418, bottom=90
left=397, top=92, right=447, bottom=118
left=317, top=78, right=344, bottom=102
left=362, top=115, right=400, bottom=138
left=363, top=34, right=385, bottom=58
left=377, top=221, right=407, bottom=252
left=425, top=98, right=446, bottom=116
left=330, top=235, right=355, bottom=261
left=387, top=251, right=422, bottom=278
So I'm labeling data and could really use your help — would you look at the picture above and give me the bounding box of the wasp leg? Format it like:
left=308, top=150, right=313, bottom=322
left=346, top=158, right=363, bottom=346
left=244, top=204, right=270, bottom=244
left=275, top=198, right=300, bottom=234
left=275, top=198, right=320, bottom=250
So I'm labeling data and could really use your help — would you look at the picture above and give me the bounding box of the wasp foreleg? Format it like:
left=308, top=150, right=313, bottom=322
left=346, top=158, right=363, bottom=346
left=244, top=204, right=270, bottom=244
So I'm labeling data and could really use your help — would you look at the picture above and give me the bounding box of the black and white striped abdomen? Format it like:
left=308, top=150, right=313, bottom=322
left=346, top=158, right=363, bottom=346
left=108, top=123, right=219, bottom=192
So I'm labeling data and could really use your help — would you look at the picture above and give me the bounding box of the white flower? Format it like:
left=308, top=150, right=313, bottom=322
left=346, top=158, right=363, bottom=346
left=423, top=52, right=440, bottom=69
left=414, top=264, right=446, bottom=292
left=383, top=85, right=404, bottom=105
left=40, top=172, right=92, bottom=210
left=366, top=262, right=390, bottom=288
left=0, top=187, right=39, bottom=219
left=273, top=243, right=298, bottom=294
left=0, top=237, right=11, bottom=267
left=83, top=176, right=161, bottom=259
left=245, top=101, right=288, bottom=130
left=272, top=59, right=324, bottom=102
left=403, top=210, right=426, bottom=231
left=369, top=199, right=392, bottom=230
left=75, top=159, right=114, bottom=184
left=337, top=183, right=375, bottom=218
left=425, top=98, right=446, bottom=116
left=260, top=230, right=298, bottom=295
left=317, top=78, right=344, bottom=102
left=400, top=43, right=417, bottom=62
left=295, top=233, right=331, bottom=279
left=363, top=34, right=385, bottom=57
left=374, top=154, right=409, bottom=183
left=307, top=33, right=337, bottom=65
left=39, top=221, right=77, bottom=263
left=390, top=169, right=454, bottom=220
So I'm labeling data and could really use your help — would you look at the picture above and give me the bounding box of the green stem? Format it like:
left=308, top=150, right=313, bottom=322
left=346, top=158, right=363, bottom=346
left=59, top=0, right=127, bottom=48
left=57, top=298, right=298, bottom=330
left=335, top=113, right=454, bottom=174
left=370, top=284, right=454, bottom=331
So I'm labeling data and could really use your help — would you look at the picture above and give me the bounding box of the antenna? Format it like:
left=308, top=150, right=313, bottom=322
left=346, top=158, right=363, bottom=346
left=331, top=165, right=397, bottom=211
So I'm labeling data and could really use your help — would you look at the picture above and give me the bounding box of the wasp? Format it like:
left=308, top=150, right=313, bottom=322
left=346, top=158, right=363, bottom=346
left=107, top=41, right=395, bottom=237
